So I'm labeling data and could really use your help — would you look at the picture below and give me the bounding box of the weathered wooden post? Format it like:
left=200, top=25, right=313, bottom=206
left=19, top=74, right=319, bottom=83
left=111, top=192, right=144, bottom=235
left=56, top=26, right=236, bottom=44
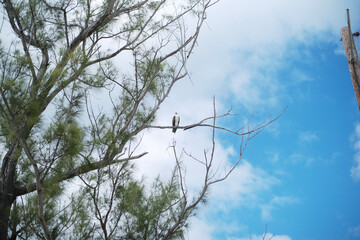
left=341, top=9, right=360, bottom=111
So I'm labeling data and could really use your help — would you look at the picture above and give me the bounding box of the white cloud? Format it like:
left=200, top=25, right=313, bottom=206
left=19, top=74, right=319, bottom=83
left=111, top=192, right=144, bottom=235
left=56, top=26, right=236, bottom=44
left=271, top=153, right=279, bottom=164
left=288, top=153, right=315, bottom=166
left=185, top=160, right=289, bottom=239
left=266, top=151, right=280, bottom=164
left=233, top=233, right=292, bottom=240
left=291, top=68, right=314, bottom=84
left=182, top=0, right=360, bottom=113
left=185, top=217, right=215, bottom=240
left=210, top=161, right=280, bottom=210
left=350, top=123, right=360, bottom=181
left=260, top=196, right=300, bottom=221
left=298, top=131, right=319, bottom=145
left=187, top=216, right=247, bottom=240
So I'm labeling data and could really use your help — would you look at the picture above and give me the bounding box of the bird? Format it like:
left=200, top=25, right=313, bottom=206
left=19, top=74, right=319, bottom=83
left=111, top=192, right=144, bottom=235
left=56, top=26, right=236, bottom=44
left=172, top=112, right=180, bottom=133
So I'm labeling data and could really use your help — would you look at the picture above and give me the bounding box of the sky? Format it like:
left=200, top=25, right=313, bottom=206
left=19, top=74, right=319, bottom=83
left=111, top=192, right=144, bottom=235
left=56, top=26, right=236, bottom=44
left=135, top=0, right=360, bottom=239
left=1, top=0, right=359, bottom=239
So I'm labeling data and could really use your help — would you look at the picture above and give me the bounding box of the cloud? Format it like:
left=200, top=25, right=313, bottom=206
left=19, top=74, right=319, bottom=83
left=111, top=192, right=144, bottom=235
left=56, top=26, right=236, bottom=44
left=291, top=68, right=314, bottom=84
left=288, top=153, right=315, bottom=166
left=350, top=123, right=360, bottom=181
left=260, top=196, right=300, bottom=221
left=185, top=217, right=215, bottom=240
left=187, top=216, right=247, bottom=240
left=279, top=131, right=320, bottom=167
left=185, top=160, right=290, bottom=239
left=183, top=0, right=360, bottom=113
left=348, top=225, right=360, bottom=238
left=233, top=234, right=292, bottom=240
left=298, top=131, right=319, bottom=145
left=269, top=152, right=280, bottom=164
left=187, top=214, right=294, bottom=240
left=209, top=161, right=280, bottom=210
left=183, top=158, right=299, bottom=239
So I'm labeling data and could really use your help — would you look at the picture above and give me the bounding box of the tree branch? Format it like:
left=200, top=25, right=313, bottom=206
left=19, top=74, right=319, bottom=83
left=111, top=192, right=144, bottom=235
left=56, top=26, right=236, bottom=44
left=15, top=152, right=148, bottom=197
left=145, top=105, right=287, bottom=136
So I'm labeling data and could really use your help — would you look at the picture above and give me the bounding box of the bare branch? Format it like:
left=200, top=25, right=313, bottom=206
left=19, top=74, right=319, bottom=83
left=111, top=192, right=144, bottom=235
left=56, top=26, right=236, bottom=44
left=161, top=99, right=285, bottom=239
left=146, top=106, right=287, bottom=136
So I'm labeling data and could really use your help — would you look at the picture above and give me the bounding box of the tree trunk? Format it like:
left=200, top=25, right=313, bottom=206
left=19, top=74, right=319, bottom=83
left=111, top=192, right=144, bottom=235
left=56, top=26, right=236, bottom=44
left=0, top=195, right=14, bottom=240
left=0, top=144, right=19, bottom=240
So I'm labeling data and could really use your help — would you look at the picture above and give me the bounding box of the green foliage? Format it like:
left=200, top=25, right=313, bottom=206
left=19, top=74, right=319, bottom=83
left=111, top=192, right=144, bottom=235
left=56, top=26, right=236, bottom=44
left=0, top=0, right=213, bottom=238
left=11, top=185, right=95, bottom=240
left=80, top=165, right=191, bottom=239
left=68, top=193, right=94, bottom=240
left=148, top=1, right=161, bottom=11
left=0, top=76, right=27, bottom=117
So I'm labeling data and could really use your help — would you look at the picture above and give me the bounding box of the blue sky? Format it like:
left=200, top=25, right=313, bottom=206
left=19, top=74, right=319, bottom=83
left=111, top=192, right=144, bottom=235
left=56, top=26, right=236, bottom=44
left=208, top=39, right=360, bottom=239
left=1, top=0, right=359, bottom=239
left=138, top=0, right=360, bottom=239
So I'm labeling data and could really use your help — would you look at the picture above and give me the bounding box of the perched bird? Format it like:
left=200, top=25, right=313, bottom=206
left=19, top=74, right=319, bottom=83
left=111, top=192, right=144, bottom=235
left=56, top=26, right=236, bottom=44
left=172, top=113, right=180, bottom=133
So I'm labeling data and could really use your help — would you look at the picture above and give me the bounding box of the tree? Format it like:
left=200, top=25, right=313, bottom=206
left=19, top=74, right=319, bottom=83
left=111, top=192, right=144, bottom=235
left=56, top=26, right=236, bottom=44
left=0, top=0, right=281, bottom=239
